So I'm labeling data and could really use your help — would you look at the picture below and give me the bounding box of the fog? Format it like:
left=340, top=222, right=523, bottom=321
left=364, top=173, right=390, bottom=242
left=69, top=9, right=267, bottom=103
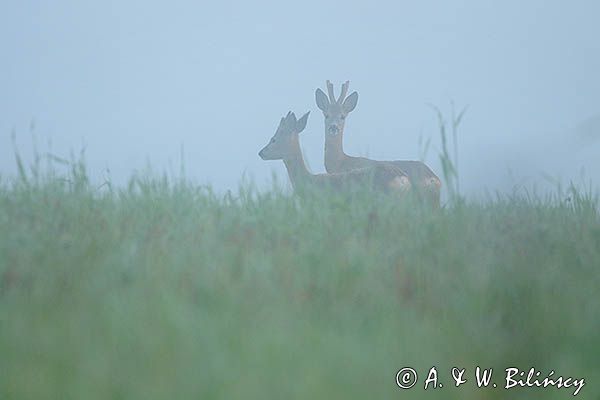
left=2, top=1, right=599, bottom=198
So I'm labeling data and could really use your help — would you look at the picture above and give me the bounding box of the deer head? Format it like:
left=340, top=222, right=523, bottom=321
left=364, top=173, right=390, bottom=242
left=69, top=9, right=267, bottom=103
left=259, top=111, right=310, bottom=160
left=315, top=80, right=358, bottom=137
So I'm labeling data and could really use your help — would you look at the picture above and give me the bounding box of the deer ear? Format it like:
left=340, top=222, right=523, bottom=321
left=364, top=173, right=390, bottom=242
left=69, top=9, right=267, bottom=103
left=342, top=91, right=358, bottom=113
left=286, top=112, right=297, bottom=128
left=315, top=89, right=330, bottom=112
left=296, top=111, right=310, bottom=133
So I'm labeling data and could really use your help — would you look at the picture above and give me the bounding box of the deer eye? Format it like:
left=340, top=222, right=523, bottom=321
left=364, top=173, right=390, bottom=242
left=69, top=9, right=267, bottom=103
left=341, top=115, right=346, bottom=120
left=270, top=138, right=276, bottom=143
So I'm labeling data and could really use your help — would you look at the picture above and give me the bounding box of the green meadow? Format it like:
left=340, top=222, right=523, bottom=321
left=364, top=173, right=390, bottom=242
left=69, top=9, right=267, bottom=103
left=0, top=147, right=599, bottom=399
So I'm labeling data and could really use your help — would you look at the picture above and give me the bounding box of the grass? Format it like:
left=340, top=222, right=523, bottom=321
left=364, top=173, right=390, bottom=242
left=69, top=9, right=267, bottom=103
left=0, top=158, right=599, bottom=399
left=428, top=102, right=467, bottom=206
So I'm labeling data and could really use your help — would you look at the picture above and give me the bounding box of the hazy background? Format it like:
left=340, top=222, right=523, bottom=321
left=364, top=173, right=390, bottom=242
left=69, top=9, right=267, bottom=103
left=1, top=0, right=599, bottom=198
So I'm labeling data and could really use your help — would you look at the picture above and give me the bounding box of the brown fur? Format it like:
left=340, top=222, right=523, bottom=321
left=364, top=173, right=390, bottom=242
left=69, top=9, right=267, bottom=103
left=316, top=81, right=441, bottom=207
left=259, top=112, right=411, bottom=196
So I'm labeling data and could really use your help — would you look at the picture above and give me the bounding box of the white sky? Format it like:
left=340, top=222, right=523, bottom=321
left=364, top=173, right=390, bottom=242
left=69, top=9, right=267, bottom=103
left=1, top=0, right=599, bottom=197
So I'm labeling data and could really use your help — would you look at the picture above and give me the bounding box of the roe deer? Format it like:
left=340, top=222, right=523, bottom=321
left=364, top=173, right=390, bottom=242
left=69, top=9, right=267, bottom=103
left=315, top=80, right=442, bottom=207
left=259, top=112, right=410, bottom=195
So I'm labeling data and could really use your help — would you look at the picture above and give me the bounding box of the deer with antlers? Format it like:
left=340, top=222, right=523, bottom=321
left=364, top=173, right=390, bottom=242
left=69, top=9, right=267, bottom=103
left=315, top=81, right=441, bottom=207
left=259, top=112, right=411, bottom=195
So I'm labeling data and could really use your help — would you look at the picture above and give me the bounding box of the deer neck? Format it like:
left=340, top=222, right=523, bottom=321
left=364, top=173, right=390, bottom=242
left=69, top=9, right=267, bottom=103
left=282, top=137, right=311, bottom=189
left=324, top=132, right=348, bottom=173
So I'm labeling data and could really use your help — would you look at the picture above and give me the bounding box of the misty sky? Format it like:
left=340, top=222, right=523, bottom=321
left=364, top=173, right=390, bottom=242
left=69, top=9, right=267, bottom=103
left=2, top=1, right=599, bottom=197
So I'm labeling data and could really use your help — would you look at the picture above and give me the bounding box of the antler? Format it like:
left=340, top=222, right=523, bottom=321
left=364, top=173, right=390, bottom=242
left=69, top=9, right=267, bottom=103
left=338, top=81, right=349, bottom=103
left=326, top=80, right=336, bottom=103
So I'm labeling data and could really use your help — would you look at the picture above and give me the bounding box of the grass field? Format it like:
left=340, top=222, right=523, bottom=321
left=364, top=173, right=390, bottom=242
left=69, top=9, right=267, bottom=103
left=0, top=154, right=599, bottom=399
